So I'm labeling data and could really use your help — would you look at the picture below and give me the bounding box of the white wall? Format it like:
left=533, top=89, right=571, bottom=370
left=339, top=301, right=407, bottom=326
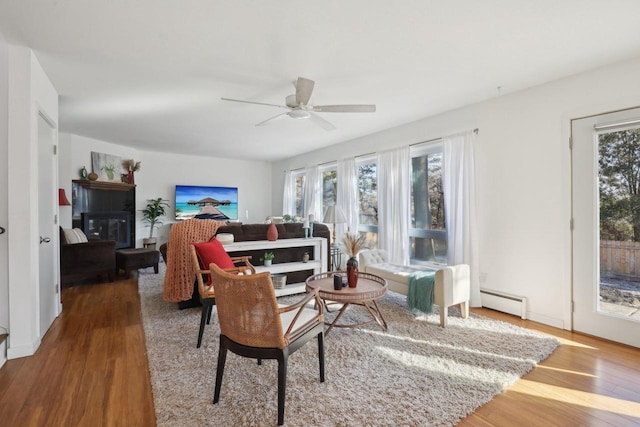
left=0, top=31, right=9, bottom=367
left=61, top=134, right=273, bottom=248
left=272, top=56, right=640, bottom=330
left=6, top=45, right=59, bottom=359
left=57, top=133, right=73, bottom=229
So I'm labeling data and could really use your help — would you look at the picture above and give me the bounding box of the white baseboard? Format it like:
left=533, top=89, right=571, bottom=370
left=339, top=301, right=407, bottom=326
left=0, top=341, right=6, bottom=368
left=527, top=312, right=566, bottom=330
left=7, top=337, right=39, bottom=360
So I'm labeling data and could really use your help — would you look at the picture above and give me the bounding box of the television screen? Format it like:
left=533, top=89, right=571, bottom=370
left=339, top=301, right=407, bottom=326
left=175, top=185, right=238, bottom=221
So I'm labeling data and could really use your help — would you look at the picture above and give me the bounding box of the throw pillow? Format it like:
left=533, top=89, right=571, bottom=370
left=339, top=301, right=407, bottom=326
left=63, top=228, right=88, bottom=244
left=192, top=238, right=235, bottom=270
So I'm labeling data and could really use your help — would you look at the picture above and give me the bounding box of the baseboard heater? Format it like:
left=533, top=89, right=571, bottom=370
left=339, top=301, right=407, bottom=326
left=480, top=289, right=527, bottom=319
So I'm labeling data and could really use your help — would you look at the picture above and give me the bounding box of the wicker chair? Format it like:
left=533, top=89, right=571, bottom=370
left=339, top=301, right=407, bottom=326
left=189, top=244, right=255, bottom=348
left=209, top=263, right=325, bottom=426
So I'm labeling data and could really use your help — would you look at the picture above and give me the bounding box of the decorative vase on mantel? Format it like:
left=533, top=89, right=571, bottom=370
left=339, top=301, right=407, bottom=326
left=346, top=256, right=359, bottom=288
left=267, top=222, right=278, bottom=241
left=128, top=170, right=135, bottom=185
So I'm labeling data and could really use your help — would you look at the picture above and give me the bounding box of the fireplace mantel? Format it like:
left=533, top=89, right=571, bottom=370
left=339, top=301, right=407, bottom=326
left=73, top=179, right=135, bottom=192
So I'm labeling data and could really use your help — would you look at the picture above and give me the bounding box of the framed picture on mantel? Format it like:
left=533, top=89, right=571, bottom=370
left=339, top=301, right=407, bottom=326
left=91, top=151, right=123, bottom=182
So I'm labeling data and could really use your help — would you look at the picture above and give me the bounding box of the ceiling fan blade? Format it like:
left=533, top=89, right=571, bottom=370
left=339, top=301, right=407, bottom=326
left=295, top=77, right=315, bottom=106
left=312, top=104, right=376, bottom=113
left=255, top=112, right=288, bottom=127
left=309, top=112, right=336, bottom=131
left=221, top=97, right=290, bottom=110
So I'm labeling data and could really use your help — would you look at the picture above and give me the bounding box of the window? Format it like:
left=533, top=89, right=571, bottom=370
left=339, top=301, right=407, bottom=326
left=410, top=142, right=447, bottom=264
left=292, top=170, right=306, bottom=220
left=321, top=164, right=337, bottom=216
left=356, top=156, right=378, bottom=248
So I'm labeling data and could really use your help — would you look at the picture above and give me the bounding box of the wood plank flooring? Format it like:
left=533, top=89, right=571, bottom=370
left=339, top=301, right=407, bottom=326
left=459, top=309, right=640, bottom=427
left=0, top=278, right=155, bottom=427
left=0, top=277, right=639, bottom=426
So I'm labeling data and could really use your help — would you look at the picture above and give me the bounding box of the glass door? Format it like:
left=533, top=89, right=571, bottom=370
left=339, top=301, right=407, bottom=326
left=572, top=108, right=640, bottom=348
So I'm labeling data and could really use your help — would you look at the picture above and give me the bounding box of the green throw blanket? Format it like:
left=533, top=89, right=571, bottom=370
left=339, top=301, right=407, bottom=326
left=408, top=270, right=436, bottom=314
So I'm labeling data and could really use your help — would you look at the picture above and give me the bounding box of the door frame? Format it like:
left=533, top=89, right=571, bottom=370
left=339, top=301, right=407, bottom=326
left=570, top=105, right=640, bottom=348
left=37, top=110, right=61, bottom=338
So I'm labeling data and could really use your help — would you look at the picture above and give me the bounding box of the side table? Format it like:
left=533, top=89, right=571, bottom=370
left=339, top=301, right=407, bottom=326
left=305, top=271, right=388, bottom=335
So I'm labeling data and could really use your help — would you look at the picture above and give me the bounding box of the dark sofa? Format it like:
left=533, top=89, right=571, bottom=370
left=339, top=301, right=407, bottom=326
left=60, top=227, right=116, bottom=286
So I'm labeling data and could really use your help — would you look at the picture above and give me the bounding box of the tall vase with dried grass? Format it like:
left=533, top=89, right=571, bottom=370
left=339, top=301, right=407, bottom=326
left=342, top=232, right=367, bottom=288
left=122, top=159, right=141, bottom=185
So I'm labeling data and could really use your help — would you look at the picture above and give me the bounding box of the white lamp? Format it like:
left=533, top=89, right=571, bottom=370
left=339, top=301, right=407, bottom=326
left=323, top=205, right=347, bottom=247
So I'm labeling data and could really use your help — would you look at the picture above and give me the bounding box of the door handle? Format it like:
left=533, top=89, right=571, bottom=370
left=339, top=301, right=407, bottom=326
left=0, top=226, right=5, bottom=235
left=40, top=236, right=51, bottom=244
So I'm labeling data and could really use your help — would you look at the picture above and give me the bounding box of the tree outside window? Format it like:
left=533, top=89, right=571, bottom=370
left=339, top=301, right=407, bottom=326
left=293, top=172, right=306, bottom=220
left=322, top=168, right=337, bottom=214
left=410, top=143, right=447, bottom=264
left=599, top=128, right=640, bottom=241
left=357, top=160, right=378, bottom=247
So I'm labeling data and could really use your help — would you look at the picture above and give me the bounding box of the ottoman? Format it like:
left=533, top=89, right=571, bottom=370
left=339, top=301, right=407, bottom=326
left=116, top=248, right=160, bottom=277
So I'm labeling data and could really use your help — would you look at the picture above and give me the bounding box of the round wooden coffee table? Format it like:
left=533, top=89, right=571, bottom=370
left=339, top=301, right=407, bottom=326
left=305, top=271, right=388, bottom=335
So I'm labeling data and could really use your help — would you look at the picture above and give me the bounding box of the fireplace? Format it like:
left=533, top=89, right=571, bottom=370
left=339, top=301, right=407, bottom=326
left=82, top=211, right=132, bottom=249
left=72, top=180, right=136, bottom=249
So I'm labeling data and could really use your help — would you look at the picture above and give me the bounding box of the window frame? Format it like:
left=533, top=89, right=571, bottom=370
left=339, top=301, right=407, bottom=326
left=319, top=162, right=337, bottom=218
left=409, top=141, right=448, bottom=266
left=355, top=154, right=378, bottom=246
left=291, top=169, right=306, bottom=220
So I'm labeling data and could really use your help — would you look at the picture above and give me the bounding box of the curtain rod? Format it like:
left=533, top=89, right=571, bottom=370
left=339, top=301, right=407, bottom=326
left=409, top=128, right=479, bottom=147
left=317, top=160, right=335, bottom=167
left=594, top=119, right=640, bottom=132
left=286, top=128, right=480, bottom=172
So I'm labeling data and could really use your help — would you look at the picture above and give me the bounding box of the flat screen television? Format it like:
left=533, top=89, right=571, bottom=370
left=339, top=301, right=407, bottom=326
left=175, top=185, right=238, bottom=221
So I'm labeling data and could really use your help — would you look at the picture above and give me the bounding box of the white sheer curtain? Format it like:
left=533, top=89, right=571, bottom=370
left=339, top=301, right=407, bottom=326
left=303, top=165, right=323, bottom=222
left=377, top=147, right=410, bottom=265
left=443, top=130, right=481, bottom=307
left=282, top=170, right=294, bottom=217
left=336, top=158, right=359, bottom=239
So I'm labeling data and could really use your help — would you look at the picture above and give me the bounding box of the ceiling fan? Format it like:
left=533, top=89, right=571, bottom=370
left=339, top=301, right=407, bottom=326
left=221, top=77, right=376, bottom=131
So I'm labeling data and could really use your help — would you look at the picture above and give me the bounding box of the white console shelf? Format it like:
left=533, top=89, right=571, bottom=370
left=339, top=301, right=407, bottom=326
left=223, top=237, right=328, bottom=297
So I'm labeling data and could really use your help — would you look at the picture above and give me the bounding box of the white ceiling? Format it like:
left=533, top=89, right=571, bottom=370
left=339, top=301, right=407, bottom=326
left=2, top=1, right=640, bottom=162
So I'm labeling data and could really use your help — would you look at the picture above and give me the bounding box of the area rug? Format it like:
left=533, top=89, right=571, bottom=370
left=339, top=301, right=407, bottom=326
left=138, top=266, right=559, bottom=426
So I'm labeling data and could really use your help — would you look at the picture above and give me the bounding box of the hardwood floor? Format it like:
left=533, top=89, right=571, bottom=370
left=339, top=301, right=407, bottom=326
left=459, top=309, right=640, bottom=427
left=0, top=278, right=156, bottom=427
left=0, top=277, right=639, bottom=426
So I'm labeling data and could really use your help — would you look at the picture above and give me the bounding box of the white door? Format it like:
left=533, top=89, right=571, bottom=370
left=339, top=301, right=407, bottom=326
left=572, top=107, right=640, bottom=348
left=0, top=33, right=7, bottom=341
left=37, top=113, right=59, bottom=337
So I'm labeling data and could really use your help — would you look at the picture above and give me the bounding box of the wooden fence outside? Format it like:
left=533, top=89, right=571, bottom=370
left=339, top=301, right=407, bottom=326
left=600, top=240, right=640, bottom=281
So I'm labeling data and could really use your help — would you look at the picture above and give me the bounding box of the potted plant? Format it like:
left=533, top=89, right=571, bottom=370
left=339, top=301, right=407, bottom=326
left=260, top=251, right=275, bottom=267
left=141, top=198, right=170, bottom=249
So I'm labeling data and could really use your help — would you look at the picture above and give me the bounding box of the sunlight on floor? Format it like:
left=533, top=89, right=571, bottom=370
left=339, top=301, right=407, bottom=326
left=374, top=345, right=510, bottom=383
left=516, top=379, right=640, bottom=418
left=535, top=365, right=596, bottom=378
left=365, top=328, right=551, bottom=366
left=549, top=336, right=597, bottom=349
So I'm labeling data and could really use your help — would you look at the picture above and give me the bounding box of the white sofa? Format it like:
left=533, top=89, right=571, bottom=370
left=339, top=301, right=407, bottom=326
left=358, top=249, right=470, bottom=327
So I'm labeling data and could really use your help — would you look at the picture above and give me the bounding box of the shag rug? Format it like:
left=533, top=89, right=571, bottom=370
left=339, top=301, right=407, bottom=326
left=138, top=266, right=559, bottom=426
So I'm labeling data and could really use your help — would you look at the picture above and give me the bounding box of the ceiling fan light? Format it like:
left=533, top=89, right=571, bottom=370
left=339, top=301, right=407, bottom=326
left=288, top=110, right=311, bottom=119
